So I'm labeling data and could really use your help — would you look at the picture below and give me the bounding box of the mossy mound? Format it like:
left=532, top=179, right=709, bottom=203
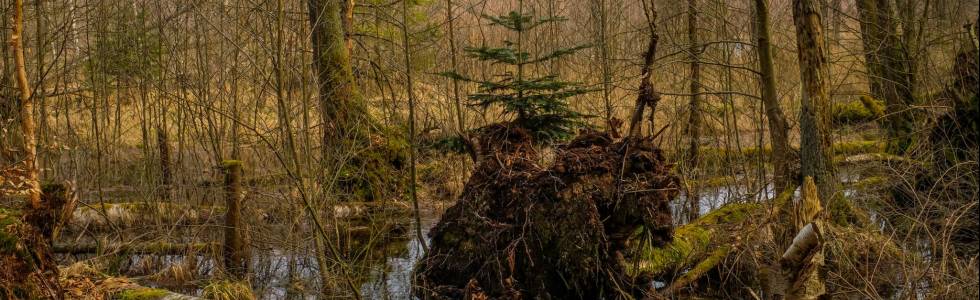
left=116, top=288, right=170, bottom=300
left=58, top=262, right=200, bottom=300
left=833, top=95, right=885, bottom=125
left=413, top=124, right=680, bottom=299
left=336, top=130, right=410, bottom=202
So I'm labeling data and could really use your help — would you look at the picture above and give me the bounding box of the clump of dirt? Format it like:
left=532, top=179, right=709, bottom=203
left=413, top=124, right=679, bottom=299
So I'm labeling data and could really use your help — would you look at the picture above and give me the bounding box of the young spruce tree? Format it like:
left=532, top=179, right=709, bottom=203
left=442, top=10, right=592, bottom=143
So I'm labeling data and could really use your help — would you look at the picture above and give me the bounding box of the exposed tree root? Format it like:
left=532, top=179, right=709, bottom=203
left=413, top=124, right=680, bottom=299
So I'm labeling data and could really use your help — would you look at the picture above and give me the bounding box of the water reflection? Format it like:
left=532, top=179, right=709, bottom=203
left=360, top=224, right=430, bottom=299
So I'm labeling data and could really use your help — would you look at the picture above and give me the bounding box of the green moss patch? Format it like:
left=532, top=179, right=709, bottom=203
left=833, top=95, right=885, bottom=124
left=634, top=202, right=759, bottom=277
left=115, top=288, right=169, bottom=300
left=832, top=140, right=886, bottom=156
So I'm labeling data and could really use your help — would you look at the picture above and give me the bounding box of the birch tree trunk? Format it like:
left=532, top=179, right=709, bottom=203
left=12, top=0, right=41, bottom=209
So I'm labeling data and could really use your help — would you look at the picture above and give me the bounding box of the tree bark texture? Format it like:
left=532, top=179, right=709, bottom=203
left=12, top=0, right=41, bottom=209
left=754, top=0, right=795, bottom=192
left=792, top=0, right=837, bottom=204
left=307, top=0, right=367, bottom=147
left=222, top=160, right=246, bottom=278
left=856, top=0, right=916, bottom=154
left=685, top=0, right=702, bottom=222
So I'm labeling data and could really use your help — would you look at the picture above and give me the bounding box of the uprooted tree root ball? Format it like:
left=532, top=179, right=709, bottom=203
left=413, top=124, right=680, bottom=299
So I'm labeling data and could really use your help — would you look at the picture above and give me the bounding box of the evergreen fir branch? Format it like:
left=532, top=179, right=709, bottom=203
left=434, top=71, right=474, bottom=82
left=524, top=16, right=569, bottom=31
left=482, top=12, right=568, bottom=32
left=463, top=46, right=529, bottom=65
left=482, top=12, right=532, bottom=31
left=526, top=44, right=593, bottom=64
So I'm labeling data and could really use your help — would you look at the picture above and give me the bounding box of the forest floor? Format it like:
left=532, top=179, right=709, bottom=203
left=2, top=118, right=976, bottom=299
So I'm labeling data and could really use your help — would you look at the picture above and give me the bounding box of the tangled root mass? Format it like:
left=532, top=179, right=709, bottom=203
left=413, top=124, right=680, bottom=299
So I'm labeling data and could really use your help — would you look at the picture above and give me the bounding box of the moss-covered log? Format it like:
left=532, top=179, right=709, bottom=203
left=632, top=202, right=759, bottom=280
left=115, top=287, right=199, bottom=300
left=832, top=95, right=885, bottom=125
left=61, top=263, right=202, bottom=299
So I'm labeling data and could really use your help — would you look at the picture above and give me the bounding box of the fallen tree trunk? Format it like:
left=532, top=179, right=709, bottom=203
left=60, top=263, right=202, bottom=300
left=630, top=176, right=910, bottom=298
left=52, top=242, right=219, bottom=255
left=631, top=202, right=761, bottom=280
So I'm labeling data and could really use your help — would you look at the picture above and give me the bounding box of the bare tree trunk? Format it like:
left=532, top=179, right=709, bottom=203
left=34, top=0, right=48, bottom=168
left=594, top=0, right=614, bottom=127
left=856, top=0, right=916, bottom=154
left=305, top=2, right=369, bottom=298
left=627, top=0, right=661, bottom=138
left=403, top=0, right=428, bottom=254
left=221, top=160, right=246, bottom=278
left=307, top=0, right=366, bottom=146
left=12, top=0, right=41, bottom=209
left=832, top=0, right=842, bottom=41
left=446, top=0, right=468, bottom=167
left=685, top=0, right=702, bottom=222
left=754, top=0, right=794, bottom=192
left=341, top=0, right=355, bottom=53
left=792, top=0, right=837, bottom=215
left=157, top=125, right=173, bottom=199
